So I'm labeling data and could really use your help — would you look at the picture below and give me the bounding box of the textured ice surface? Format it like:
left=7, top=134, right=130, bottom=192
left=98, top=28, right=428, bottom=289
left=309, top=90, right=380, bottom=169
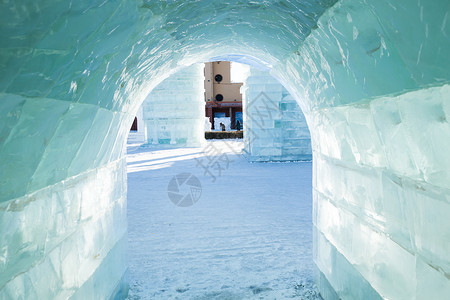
left=142, top=64, right=205, bottom=147
left=243, top=68, right=312, bottom=162
left=312, top=85, right=450, bottom=299
left=0, top=159, right=128, bottom=299
left=126, top=140, right=319, bottom=299
left=0, top=0, right=449, bottom=298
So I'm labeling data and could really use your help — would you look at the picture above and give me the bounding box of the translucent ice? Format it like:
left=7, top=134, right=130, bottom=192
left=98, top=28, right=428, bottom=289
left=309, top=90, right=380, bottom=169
left=243, top=68, right=312, bottom=162
left=0, top=0, right=449, bottom=299
left=141, top=64, right=205, bottom=147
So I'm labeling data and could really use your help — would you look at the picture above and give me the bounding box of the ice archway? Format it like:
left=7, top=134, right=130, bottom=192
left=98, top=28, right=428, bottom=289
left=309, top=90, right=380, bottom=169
left=1, top=0, right=449, bottom=299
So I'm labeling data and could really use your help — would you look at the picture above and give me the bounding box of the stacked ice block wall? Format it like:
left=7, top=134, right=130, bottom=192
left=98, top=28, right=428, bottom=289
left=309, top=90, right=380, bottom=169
left=310, top=84, right=450, bottom=299
left=275, top=1, right=450, bottom=299
left=243, top=68, right=312, bottom=162
left=142, top=64, right=205, bottom=147
left=0, top=105, right=131, bottom=299
left=0, top=1, right=138, bottom=298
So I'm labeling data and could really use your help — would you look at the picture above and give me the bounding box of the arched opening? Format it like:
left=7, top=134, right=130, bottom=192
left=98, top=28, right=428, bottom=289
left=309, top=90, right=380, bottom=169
left=125, top=59, right=315, bottom=298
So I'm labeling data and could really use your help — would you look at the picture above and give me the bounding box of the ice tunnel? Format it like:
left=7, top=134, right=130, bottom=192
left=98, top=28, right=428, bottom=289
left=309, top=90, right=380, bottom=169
left=0, top=0, right=449, bottom=299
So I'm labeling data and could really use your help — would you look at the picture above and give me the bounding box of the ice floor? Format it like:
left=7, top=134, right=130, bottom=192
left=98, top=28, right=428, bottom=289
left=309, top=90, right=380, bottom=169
left=126, top=140, right=320, bottom=299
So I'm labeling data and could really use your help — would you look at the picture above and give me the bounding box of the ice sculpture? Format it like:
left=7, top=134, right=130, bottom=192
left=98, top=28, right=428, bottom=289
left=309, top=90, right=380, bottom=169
left=141, top=64, right=205, bottom=147
left=243, top=67, right=312, bottom=161
left=204, top=117, right=212, bottom=131
left=0, top=0, right=449, bottom=299
left=213, top=117, right=231, bottom=131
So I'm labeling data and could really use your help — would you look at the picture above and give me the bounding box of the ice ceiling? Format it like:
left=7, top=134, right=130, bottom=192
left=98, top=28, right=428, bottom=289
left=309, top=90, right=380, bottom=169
left=0, top=0, right=449, bottom=299
left=0, top=0, right=338, bottom=200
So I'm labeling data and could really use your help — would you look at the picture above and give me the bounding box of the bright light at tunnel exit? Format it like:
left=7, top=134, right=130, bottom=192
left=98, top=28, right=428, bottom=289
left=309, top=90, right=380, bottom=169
left=230, top=62, right=251, bottom=83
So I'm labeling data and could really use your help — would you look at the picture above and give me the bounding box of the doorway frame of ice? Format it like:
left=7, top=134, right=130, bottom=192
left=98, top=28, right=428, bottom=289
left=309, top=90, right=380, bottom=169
left=1, top=0, right=449, bottom=299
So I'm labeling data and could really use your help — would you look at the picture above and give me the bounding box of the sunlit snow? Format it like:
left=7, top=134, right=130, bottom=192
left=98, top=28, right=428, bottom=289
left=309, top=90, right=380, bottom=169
left=126, top=140, right=319, bottom=299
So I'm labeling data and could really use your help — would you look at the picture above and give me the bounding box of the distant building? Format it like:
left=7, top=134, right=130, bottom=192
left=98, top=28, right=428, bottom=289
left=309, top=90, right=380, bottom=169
left=204, top=61, right=243, bottom=130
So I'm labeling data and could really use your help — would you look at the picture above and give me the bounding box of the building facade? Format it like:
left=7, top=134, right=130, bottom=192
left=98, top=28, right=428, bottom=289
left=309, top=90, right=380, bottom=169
left=204, top=61, right=243, bottom=130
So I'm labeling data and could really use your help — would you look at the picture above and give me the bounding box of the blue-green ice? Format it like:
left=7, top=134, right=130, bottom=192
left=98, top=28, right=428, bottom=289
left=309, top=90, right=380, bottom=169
left=0, top=0, right=449, bottom=299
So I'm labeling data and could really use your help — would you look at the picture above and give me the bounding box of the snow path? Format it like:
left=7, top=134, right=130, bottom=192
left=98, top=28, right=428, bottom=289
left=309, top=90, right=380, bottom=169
left=126, top=140, right=320, bottom=299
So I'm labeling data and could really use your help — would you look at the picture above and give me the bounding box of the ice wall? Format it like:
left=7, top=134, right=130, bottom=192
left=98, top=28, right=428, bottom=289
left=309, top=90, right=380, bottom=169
left=0, top=0, right=449, bottom=299
left=0, top=158, right=129, bottom=299
left=142, top=64, right=205, bottom=147
left=243, top=68, right=312, bottom=162
left=312, top=85, right=450, bottom=299
left=279, top=1, right=450, bottom=299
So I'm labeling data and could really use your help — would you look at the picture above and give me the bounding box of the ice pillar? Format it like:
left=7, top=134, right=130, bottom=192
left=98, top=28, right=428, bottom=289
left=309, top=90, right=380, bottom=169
left=142, top=64, right=205, bottom=147
left=243, top=68, right=312, bottom=161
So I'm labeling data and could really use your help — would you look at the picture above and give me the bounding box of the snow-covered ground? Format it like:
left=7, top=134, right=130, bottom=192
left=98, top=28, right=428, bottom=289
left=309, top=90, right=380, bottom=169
left=126, top=140, right=320, bottom=299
